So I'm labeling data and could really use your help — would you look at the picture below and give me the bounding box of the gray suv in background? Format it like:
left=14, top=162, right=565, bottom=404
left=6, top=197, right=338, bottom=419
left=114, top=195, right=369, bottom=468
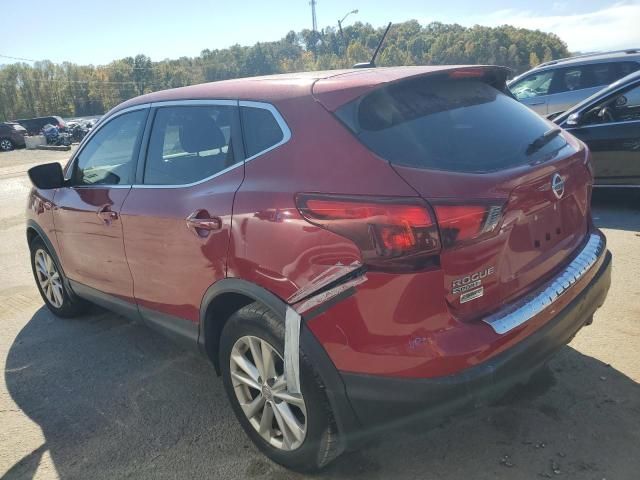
left=509, top=49, right=640, bottom=116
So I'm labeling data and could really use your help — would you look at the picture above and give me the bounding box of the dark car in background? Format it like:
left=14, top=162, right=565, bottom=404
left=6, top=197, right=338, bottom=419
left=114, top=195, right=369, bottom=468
left=0, top=122, right=27, bottom=151
left=15, top=116, right=67, bottom=135
left=554, top=70, right=640, bottom=187
left=509, top=49, right=640, bottom=116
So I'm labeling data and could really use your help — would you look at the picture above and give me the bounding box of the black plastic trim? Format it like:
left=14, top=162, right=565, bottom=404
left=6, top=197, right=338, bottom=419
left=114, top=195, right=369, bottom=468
left=139, top=305, right=199, bottom=350
left=69, top=280, right=142, bottom=321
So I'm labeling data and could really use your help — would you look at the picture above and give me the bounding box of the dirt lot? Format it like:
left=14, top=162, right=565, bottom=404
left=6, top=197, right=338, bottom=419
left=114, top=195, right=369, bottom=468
left=1, top=148, right=639, bottom=480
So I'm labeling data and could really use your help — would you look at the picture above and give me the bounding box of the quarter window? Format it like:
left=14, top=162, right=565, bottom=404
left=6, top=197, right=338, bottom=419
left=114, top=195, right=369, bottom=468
left=144, top=105, right=238, bottom=185
left=72, top=109, right=147, bottom=186
left=240, top=106, right=284, bottom=158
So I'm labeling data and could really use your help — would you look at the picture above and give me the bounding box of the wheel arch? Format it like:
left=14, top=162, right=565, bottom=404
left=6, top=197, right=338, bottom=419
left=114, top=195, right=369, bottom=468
left=26, top=221, right=63, bottom=273
left=199, top=278, right=288, bottom=374
left=198, top=277, right=360, bottom=448
left=26, top=220, right=74, bottom=295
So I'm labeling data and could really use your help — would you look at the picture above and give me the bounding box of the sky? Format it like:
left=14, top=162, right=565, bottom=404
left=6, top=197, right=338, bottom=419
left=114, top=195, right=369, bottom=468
left=3, top=0, right=639, bottom=66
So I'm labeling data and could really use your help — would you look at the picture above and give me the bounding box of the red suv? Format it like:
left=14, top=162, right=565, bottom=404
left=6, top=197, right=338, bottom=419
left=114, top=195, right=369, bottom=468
left=26, top=66, right=612, bottom=471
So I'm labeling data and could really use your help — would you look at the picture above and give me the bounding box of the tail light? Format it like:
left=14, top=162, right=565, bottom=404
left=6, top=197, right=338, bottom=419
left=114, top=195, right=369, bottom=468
left=434, top=203, right=504, bottom=248
left=448, top=68, right=486, bottom=79
left=296, top=194, right=440, bottom=272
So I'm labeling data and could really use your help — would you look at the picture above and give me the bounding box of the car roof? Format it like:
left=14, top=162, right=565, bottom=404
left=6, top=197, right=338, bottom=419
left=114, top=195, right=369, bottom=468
left=536, top=49, right=640, bottom=69
left=114, top=65, right=509, bottom=113
left=554, top=70, right=640, bottom=124
left=509, top=49, right=640, bottom=84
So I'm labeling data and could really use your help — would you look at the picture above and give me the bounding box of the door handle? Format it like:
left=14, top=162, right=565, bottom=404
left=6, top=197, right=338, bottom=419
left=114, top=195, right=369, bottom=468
left=97, top=205, right=118, bottom=225
left=528, top=101, right=545, bottom=106
left=186, top=210, right=222, bottom=237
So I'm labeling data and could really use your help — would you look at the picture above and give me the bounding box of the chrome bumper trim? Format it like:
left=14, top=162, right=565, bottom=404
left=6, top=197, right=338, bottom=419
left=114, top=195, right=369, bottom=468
left=483, top=234, right=605, bottom=334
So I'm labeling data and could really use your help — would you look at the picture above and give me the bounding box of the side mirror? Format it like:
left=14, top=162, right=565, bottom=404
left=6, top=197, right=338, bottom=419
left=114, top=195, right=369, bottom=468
left=566, top=112, right=581, bottom=127
left=28, top=162, right=65, bottom=189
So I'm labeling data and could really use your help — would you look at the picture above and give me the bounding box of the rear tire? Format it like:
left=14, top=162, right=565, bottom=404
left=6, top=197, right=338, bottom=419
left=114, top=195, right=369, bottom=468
left=29, top=237, right=88, bottom=318
left=0, top=138, right=14, bottom=151
left=219, top=302, right=340, bottom=472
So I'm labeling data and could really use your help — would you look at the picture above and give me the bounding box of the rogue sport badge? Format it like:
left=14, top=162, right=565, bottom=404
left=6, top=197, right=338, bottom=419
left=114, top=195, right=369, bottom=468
left=551, top=173, right=565, bottom=199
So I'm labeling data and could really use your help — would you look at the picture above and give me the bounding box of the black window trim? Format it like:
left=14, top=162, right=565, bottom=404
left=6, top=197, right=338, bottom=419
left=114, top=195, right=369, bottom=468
left=63, top=103, right=151, bottom=189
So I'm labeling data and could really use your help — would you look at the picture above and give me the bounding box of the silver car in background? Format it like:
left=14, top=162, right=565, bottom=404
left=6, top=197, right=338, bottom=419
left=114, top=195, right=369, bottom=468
left=509, top=49, right=640, bottom=116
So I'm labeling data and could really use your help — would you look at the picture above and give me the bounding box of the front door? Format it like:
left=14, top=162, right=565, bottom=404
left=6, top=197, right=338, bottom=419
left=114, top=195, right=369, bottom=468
left=54, top=107, right=148, bottom=301
left=120, top=102, right=245, bottom=326
left=566, top=82, right=640, bottom=186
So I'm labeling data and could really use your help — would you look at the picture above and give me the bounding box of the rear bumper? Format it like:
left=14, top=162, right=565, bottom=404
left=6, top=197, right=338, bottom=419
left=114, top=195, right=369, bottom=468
left=339, top=248, right=611, bottom=433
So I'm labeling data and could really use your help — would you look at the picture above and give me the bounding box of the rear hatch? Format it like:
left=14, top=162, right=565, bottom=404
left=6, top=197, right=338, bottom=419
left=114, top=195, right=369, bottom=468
left=328, top=69, right=593, bottom=321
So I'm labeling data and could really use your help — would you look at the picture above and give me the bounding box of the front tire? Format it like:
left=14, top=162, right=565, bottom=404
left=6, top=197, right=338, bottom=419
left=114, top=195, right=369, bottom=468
left=29, top=237, right=88, bottom=318
left=0, top=138, right=14, bottom=151
left=219, top=302, right=340, bottom=471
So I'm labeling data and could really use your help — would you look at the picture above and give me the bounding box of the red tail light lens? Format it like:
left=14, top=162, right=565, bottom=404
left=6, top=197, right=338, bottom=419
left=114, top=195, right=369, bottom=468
left=434, top=204, right=504, bottom=248
left=448, top=68, right=486, bottom=79
left=296, top=194, right=441, bottom=272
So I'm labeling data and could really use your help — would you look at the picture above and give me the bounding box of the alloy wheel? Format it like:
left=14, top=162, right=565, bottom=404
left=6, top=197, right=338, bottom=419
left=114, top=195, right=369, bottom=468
left=34, top=249, right=64, bottom=308
left=0, top=139, right=13, bottom=151
left=230, top=335, right=307, bottom=451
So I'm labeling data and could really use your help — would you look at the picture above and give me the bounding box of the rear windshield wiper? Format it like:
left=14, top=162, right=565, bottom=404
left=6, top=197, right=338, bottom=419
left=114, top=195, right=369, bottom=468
left=525, top=128, right=563, bottom=156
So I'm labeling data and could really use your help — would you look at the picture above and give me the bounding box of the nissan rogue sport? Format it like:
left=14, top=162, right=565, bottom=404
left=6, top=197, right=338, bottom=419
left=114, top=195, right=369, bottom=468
left=26, top=65, right=612, bottom=471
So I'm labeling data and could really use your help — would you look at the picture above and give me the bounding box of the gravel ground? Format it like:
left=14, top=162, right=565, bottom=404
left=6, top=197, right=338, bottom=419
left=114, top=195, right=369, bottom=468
left=1, top=148, right=639, bottom=479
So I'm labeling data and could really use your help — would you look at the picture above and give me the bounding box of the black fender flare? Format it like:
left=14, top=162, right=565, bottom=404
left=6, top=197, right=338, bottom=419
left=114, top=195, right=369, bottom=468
left=198, top=278, right=360, bottom=448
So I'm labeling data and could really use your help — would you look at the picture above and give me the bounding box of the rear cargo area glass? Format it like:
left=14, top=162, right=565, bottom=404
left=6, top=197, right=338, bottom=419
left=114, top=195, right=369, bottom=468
left=335, top=77, right=568, bottom=173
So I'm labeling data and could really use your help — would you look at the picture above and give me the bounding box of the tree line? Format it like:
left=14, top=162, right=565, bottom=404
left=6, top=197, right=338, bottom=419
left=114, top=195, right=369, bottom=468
left=0, top=20, right=569, bottom=121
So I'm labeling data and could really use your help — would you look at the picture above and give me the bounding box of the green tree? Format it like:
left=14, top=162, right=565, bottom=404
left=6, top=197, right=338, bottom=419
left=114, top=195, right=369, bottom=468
left=0, top=20, right=570, bottom=121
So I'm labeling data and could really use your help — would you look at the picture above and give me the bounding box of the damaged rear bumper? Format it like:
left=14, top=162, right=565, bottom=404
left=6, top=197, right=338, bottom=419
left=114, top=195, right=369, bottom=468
left=335, top=249, right=611, bottom=437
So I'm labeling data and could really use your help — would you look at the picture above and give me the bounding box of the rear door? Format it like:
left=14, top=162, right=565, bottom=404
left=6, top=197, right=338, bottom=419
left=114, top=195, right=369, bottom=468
left=120, top=101, right=245, bottom=326
left=565, top=80, right=640, bottom=185
left=54, top=107, right=148, bottom=301
left=546, top=63, right=619, bottom=115
left=333, top=73, right=592, bottom=320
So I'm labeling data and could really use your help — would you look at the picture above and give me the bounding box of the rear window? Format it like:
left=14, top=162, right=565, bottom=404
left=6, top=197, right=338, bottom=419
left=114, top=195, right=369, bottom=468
left=335, top=77, right=570, bottom=173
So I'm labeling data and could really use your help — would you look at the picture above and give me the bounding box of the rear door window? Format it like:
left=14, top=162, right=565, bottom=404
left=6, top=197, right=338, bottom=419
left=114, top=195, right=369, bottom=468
left=335, top=77, right=569, bottom=173
left=550, top=63, right=627, bottom=95
left=240, top=105, right=285, bottom=158
left=143, top=105, right=239, bottom=185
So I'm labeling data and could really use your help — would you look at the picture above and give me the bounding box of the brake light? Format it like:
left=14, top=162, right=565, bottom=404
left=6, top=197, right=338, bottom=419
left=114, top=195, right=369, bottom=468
left=448, top=68, right=486, bottom=79
left=296, top=194, right=441, bottom=272
left=434, top=204, right=504, bottom=248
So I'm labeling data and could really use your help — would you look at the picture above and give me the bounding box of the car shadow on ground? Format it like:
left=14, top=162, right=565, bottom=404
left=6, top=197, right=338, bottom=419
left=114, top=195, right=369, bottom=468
left=4, top=306, right=640, bottom=480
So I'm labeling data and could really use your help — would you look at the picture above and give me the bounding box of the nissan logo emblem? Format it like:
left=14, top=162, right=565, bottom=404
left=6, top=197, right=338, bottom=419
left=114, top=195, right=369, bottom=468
left=551, top=173, right=565, bottom=199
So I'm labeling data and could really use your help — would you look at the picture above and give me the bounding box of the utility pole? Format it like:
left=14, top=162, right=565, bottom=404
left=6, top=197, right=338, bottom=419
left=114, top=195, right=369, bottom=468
left=338, top=9, right=358, bottom=53
left=310, top=0, right=318, bottom=31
